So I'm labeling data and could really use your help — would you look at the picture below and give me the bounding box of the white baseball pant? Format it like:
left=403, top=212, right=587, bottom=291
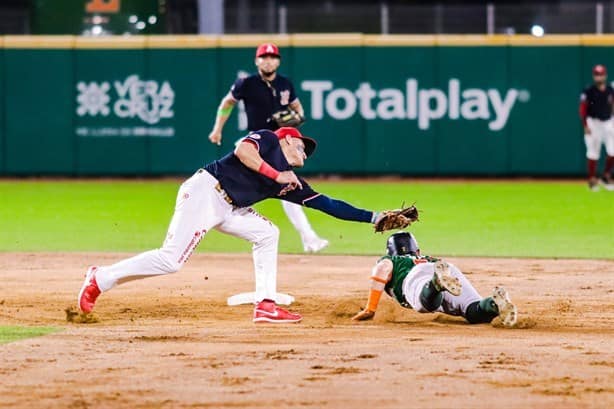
left=584, top=117, right=614, bottom=160
left=401, top=262, right=482, bottom=317
left=94, top=169, right=280, bottom=302
left=281, top=201, right=320, bottom=243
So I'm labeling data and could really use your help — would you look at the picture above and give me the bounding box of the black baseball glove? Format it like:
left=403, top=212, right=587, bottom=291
left=272, top=109, right=305, bottom=128
left=374, top=205, right=420, bottom=233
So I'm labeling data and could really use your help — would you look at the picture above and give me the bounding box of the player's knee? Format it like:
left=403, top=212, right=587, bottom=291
left=266, top=223, right=280, bottom=242
left=256, top=223, right=280, bottom=247
left=158, top=250, right=182, bottom=274
left=164, top=260, right=182, bottom=274
left=419, top=285, right=444, bottom=312
left=167, top=260, right=182, bottom=274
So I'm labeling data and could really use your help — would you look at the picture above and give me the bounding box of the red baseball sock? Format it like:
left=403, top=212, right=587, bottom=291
left=605, top=156, right=614, bottom=176
left=587, top=159, right=598, bottom=179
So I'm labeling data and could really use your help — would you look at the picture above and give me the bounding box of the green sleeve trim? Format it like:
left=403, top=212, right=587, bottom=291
left=218, top=106, right=234, bottom=116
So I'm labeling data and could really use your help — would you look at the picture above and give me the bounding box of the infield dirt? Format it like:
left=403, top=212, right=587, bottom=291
left=0, top=253, right=612, bottom=408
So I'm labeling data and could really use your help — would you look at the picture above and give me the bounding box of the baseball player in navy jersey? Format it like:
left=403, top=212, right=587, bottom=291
left=579, top=64, right=614, bottom=191
left=208, top=43, right=329, bottom=252
left=78, top=127, right=398, bottom=323
left=351, top=232, right=518, bottom=327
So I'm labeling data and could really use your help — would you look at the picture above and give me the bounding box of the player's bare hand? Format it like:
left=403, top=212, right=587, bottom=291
left=584, top=125, right=592, bottom=135
left=208, top=130, right=223, bottom=146
left=275, top=171, right=303, bottom=190
left=352, top=309, right=375, bottom=321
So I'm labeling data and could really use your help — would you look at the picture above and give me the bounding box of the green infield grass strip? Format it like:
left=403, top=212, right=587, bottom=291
left=0, top=326, right=61, bottom=344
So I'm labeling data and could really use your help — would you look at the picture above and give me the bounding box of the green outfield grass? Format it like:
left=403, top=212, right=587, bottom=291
left=0, top=180, right=612, bottom=258
left=0, top=326, right=60, bottom=344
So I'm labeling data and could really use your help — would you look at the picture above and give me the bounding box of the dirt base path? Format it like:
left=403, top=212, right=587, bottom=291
left=0, top=253, right=613, bottom=409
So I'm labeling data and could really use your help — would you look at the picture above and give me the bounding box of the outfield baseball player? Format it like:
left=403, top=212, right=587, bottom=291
left=352, top=232, right=518, bottom=327
left=579, top=64, right=614, bottom=191
left=208, top=43, right=329, bottom=252
left=79, top=127, right=402, bottom=324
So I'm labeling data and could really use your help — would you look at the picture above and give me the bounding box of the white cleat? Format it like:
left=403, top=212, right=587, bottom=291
left=433, top=260, right=462, bottom=296
left=601, top=179, right=614, bottom=191
left=303, top=237, right=329, bottom=253
left=492, top=286, right=518, bottom=327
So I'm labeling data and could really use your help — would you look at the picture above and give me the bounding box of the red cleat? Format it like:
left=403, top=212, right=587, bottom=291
left=253, top=299, right=302, bottom=323
left=78, top=266, right=101, bottom=313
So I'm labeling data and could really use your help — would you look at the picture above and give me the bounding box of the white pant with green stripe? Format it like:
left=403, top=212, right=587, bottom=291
left=402, top=262, right=481, bottom=317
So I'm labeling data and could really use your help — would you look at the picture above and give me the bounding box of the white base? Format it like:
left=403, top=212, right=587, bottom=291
left=227, top=292, right=295, bottom=306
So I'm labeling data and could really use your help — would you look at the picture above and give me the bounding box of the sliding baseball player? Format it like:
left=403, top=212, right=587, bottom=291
left=352, top=232, right=518, bottom=327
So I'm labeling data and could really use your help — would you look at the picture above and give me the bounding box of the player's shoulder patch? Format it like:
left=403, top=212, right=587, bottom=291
left=242, top=129, right=277, bottom=151
left=254, top=129, right=277, bottom=139
left=243, top=73, right=260, bottom=83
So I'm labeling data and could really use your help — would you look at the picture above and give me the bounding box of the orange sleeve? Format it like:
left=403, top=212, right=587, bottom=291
left=366, top=288, right=384, bottom=312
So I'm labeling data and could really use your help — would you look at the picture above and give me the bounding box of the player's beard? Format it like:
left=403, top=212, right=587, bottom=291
left=260, top=68, right=277, bottom=78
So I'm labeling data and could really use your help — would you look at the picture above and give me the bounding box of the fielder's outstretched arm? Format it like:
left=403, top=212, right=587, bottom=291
left=277, top=177, right=379, bottom=223
left=352, top=259, right=394, bottom=321
left=301, top=194, right=377, bottom=223
left=283, top=187, right=416, bottom=231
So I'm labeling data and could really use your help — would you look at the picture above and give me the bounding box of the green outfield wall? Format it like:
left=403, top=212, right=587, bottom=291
left=0, top=34, right=610, bottom=176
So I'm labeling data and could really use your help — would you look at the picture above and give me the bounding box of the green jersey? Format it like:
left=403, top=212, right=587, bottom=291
left=380, top=254, right=439, bottom=307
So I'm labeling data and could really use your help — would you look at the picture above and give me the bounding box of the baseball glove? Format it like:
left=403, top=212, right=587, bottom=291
left=272, top=109, right=305, bottom=128
left=374, top=205, right=419, bottom=233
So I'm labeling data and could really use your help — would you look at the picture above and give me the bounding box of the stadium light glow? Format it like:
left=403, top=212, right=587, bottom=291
left=531, top=24, right=545, bottom=37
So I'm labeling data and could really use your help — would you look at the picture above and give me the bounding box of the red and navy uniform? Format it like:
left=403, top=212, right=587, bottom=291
left=230, top=74, right=297, bottom=131
left=204, top=130, right=373, bottom=223
left=579, top=85, right=614, bottom=126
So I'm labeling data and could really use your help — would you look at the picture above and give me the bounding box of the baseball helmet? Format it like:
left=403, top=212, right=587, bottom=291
left=256, top=43, right=281, bottom=58
left=593, top=64, right=607, bottom=75
left=274, top=127, right=317, bottom=157
left=386, top=232, right=419, bottom=256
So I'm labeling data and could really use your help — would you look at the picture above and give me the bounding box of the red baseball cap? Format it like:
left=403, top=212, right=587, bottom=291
left=274, top=127, right=317, bottom=157
left=256, top=43, right=280, bottom=58
left=593, top=64, right=607, bottom=75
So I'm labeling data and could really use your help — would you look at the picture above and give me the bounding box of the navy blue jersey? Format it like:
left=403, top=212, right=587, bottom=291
left=580, top=85, right=614, bottom=120
left=204, top=129, right=318, bottom=208
left=230, top=74, right=297, bottom=131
